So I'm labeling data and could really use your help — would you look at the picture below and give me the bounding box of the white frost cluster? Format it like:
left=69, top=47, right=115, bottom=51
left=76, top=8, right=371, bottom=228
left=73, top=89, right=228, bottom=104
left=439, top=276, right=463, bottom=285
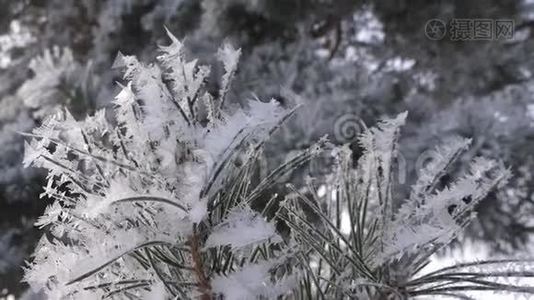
left=17, top=47, right=91, bottom=119
left=211, top=261, right=296, bottom=300
left=282, top=112, right=511, bottom=298
left=23, top=31, right=293, bottom=299
left=205, top=205, right=281, bottom=250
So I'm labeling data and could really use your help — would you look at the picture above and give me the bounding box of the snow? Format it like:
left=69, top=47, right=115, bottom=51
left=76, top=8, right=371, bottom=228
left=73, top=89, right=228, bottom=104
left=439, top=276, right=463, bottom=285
left=188, top=198, right=208, bottom=224
left=211, top=261, right=294, bottom=300
left=205, top=206, right=281, bottom=250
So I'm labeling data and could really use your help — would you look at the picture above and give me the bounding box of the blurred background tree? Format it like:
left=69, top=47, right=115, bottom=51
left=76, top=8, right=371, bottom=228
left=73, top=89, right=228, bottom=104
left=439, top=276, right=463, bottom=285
left=1, top=0, right=534, bottom=296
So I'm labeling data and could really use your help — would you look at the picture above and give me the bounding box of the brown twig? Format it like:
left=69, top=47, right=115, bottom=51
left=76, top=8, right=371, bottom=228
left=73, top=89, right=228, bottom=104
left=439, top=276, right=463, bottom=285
left=189, top=226, right=211, bottom=300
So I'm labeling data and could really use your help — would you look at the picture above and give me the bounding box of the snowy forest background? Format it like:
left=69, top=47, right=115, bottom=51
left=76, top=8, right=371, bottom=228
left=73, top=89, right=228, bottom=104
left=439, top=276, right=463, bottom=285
left=2, top=0, right=534, bottom=299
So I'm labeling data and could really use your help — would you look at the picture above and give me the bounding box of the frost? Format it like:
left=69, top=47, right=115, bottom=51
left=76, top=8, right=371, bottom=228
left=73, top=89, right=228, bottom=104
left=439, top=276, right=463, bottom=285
left=217, top=43, right=241, bottom=106
left=34, top=202, right=65, bottom=229
left=281, top=112, right=514, bottom=299
left=189, top=198, right=208, bottom=224
left=381, top=157, right=510, bottom=263
left=23, top=30, right=299, bottom=299
left=211, top=261, right=295, bottom=300
left=17, top=47, right=77, bottom=118
left=203, top=98, right=286, bottom=159
left=408, top=136, right=472, bottom=206
left=205, top=206, right=282, bottom=250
